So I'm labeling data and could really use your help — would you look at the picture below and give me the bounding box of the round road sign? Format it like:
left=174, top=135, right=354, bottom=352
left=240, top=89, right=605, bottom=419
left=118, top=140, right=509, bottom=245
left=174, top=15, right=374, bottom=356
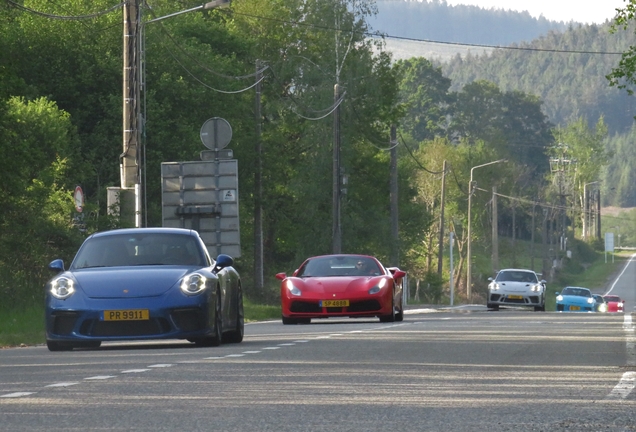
left=200, top=117, right=232, bottom=150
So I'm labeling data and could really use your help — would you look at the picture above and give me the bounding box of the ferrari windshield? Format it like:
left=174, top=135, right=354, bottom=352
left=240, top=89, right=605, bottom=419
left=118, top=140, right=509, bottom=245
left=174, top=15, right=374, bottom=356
left=561, top=287, right=592, bottom=297
left=297, top=256, right=382, bottom=277
left=495, top=270, right=538, bottom=283
left=71, top=233, right=207, bottom=269
left=604, top=296, right=621, bottom=302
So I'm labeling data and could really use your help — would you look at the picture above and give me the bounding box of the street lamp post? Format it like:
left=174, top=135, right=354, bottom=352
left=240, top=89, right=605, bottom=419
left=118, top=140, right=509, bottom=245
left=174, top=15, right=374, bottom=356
left=466, top=159, right=506, bottom=302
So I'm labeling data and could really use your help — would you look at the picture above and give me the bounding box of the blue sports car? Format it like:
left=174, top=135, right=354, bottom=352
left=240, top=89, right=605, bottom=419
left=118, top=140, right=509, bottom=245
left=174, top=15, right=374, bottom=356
left=555, top=286, right=597, bottom=312
left=45, top=228, right=243, bottom=351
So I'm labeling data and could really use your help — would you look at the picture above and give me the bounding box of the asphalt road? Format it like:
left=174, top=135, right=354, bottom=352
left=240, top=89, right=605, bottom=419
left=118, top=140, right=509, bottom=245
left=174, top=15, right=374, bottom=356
left=1, top=257, right=635, bottom=431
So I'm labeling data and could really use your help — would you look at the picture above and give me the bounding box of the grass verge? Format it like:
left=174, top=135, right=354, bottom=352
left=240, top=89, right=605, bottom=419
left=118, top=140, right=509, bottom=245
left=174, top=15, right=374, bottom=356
left=0, top=297, right=282, bottom=348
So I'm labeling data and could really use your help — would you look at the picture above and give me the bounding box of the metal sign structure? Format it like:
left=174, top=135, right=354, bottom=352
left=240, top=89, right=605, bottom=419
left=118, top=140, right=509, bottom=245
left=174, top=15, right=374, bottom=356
left=161, top=160, right=240, bottom=258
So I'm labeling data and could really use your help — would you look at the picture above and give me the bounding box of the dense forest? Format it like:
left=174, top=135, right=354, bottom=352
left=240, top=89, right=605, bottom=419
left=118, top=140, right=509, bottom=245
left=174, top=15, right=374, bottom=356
left=1, top=0, right=634, bottom=309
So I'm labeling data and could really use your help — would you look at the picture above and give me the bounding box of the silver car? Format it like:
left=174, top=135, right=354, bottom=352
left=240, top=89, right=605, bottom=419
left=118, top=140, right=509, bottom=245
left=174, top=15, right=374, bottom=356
left=487, top=268, right=546, bottom=311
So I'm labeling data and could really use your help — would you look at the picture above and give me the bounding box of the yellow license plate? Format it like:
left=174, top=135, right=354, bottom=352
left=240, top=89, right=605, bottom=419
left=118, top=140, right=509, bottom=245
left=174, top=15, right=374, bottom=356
left=102, top=310, right=149, bottom=321
left=508, top=295, right=523, bottom=300
left=569, top=306, right=580, bottom=311
left=320, top=300, right=349, bottom=307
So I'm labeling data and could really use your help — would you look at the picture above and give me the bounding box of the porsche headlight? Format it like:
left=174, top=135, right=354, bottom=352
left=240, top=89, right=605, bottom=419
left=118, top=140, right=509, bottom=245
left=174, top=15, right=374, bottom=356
left=489, top=283, right=500, bottom=291
left=556, top=295, right=564, bottom=302
left=368, top=278, right=388, bottom=295
left=180, top=273, right=208, bottom=295
left=587, top=297, right=595, bottom=304
left=50, top=277, right=75, bottom=299
left=531, top=284, right=542, bottom=292
left=285, top=280, right=301, bottom=296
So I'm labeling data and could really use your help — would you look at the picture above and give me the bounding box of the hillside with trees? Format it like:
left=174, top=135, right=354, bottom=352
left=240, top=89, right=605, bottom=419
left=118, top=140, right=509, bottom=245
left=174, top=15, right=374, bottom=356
left=367, top=0, right=570, bottom=46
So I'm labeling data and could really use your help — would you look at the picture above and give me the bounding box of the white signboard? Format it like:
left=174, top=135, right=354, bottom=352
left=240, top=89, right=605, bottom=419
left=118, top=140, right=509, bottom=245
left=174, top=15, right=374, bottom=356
left=605, top=232, right=615, bottom=252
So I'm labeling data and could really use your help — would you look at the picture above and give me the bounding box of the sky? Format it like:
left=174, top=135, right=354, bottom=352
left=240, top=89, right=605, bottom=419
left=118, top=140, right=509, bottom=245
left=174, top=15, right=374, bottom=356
left=443, top=0, right=627, bottom=24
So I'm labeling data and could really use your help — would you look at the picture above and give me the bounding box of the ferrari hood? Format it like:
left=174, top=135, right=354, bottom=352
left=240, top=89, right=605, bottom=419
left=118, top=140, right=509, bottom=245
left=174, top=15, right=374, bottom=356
left=293, top=276, right=381, bottom=293
left=71, top=267, right=193, bottom=298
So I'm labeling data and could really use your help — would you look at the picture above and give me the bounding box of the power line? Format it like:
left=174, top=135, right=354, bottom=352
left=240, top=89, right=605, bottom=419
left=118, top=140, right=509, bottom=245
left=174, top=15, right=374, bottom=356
left=6, top=0, right=124, bottom=20
left=229, top=10, right=625, bottom=56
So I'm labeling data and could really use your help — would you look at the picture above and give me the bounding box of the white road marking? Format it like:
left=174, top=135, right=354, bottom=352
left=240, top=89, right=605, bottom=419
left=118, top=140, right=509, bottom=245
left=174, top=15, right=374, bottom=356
left=148, top=364, right=173, bottom=368
left=84, top=375, right=115, bottom=380
left=1, top=392, right=35, bottom=398
left=225, top=354, right=245, bottom=358
left=624, top=314, right=635, bottom=367
left=242, top=350, right=262, bottom=354
left=121, top=369, right=150, bottom=374
left=606, top=372, right=636, bottom=399
left=604, top=253, right=636, bottom=295
left=263, top=346, right=281, bottom=350
left=45, top=382, right=79, bottom=388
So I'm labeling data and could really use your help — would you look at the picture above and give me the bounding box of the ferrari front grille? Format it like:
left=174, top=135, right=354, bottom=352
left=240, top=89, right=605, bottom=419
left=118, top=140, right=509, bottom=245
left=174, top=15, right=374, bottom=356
left=290, top=301, right=322, bottom=313
left=347, top=300, right=382, bottom=312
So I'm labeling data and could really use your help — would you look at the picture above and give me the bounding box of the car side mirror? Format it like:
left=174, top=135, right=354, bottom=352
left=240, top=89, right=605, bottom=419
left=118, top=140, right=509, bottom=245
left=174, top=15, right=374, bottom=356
left=391, top=269, right=406, bottom=279
left=49, top=259, right=65, bottom=273
left=215, top=254, right=234, bottom=269
left=555, top=291, right=560, bottom=296
left=275, top=272, right=287, bottom=281
left=487, top=277, right=493, bottom=282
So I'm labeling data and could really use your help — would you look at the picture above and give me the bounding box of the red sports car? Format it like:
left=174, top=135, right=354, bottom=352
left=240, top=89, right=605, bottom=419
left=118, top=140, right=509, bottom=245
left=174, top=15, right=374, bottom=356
left=603, top=295, right=625, bottom=313
left=276, top=254, right=406, bottom=324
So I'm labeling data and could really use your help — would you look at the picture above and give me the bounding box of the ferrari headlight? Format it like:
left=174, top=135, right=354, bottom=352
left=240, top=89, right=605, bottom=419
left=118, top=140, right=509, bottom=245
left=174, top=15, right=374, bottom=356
left=368, top=278, right=387, bottom=295
left=556, top=295, right=564, bottom=302
left=50, top=277, right=75, bottom=299
left=180, top=273, right=208, bottom=295
left=587, top=297, right=594, bottom=304
left=285, top=280, right=301, bottom=296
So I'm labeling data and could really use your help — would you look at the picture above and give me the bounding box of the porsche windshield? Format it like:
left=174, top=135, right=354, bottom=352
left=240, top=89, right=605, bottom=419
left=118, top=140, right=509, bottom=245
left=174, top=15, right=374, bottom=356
left=71, top=233, right=207, bottom=269
left=495, top=271, right=538, bottom=283
left=561, top=287, right=592, bottom=297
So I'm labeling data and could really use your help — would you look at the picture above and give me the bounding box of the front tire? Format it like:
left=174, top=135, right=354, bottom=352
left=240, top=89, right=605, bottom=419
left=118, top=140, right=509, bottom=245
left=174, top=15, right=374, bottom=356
left=196, top=286, right=223, bottom=347
left=223, top=287, right=244, bottom=343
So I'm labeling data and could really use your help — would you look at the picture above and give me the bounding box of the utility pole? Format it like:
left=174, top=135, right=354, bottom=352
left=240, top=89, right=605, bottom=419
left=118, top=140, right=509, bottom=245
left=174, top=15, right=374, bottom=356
left=437, top=160, right=447, bottom=276
left=119, top=0, right=142, bottom=227
left=390, top=125, right=399, bottom=266
left=254, top=59, right=264, bottom=293
left=491, top=186, right=498, bottom=274
left=332, top=83, right=342, bottom=253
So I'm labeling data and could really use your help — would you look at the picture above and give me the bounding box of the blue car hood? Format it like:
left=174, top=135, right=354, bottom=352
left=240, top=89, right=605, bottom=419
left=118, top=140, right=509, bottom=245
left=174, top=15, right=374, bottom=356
left=72, top=267, right=193, bottom=298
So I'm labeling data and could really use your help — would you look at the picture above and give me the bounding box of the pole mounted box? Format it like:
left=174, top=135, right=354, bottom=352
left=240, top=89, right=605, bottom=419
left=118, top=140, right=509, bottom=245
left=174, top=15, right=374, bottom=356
left=161, top=160, right=240, bottom=258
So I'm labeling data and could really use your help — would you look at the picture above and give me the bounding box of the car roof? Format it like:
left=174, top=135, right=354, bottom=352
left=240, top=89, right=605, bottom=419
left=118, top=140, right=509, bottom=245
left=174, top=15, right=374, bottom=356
left=497, top=268, right=537, bottom=273
left=307, top=254, right=378, bottom=260
left=563, top=286, right=591, bottom=291
left=88, top=227, right=198, bottom=239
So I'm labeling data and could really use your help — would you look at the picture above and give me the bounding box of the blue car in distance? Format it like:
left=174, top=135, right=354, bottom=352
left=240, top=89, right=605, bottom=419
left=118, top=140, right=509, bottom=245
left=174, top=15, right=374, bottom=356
left=45, top=227, right=244, bottom=351
left=555, top=286, right=597, bottom=312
